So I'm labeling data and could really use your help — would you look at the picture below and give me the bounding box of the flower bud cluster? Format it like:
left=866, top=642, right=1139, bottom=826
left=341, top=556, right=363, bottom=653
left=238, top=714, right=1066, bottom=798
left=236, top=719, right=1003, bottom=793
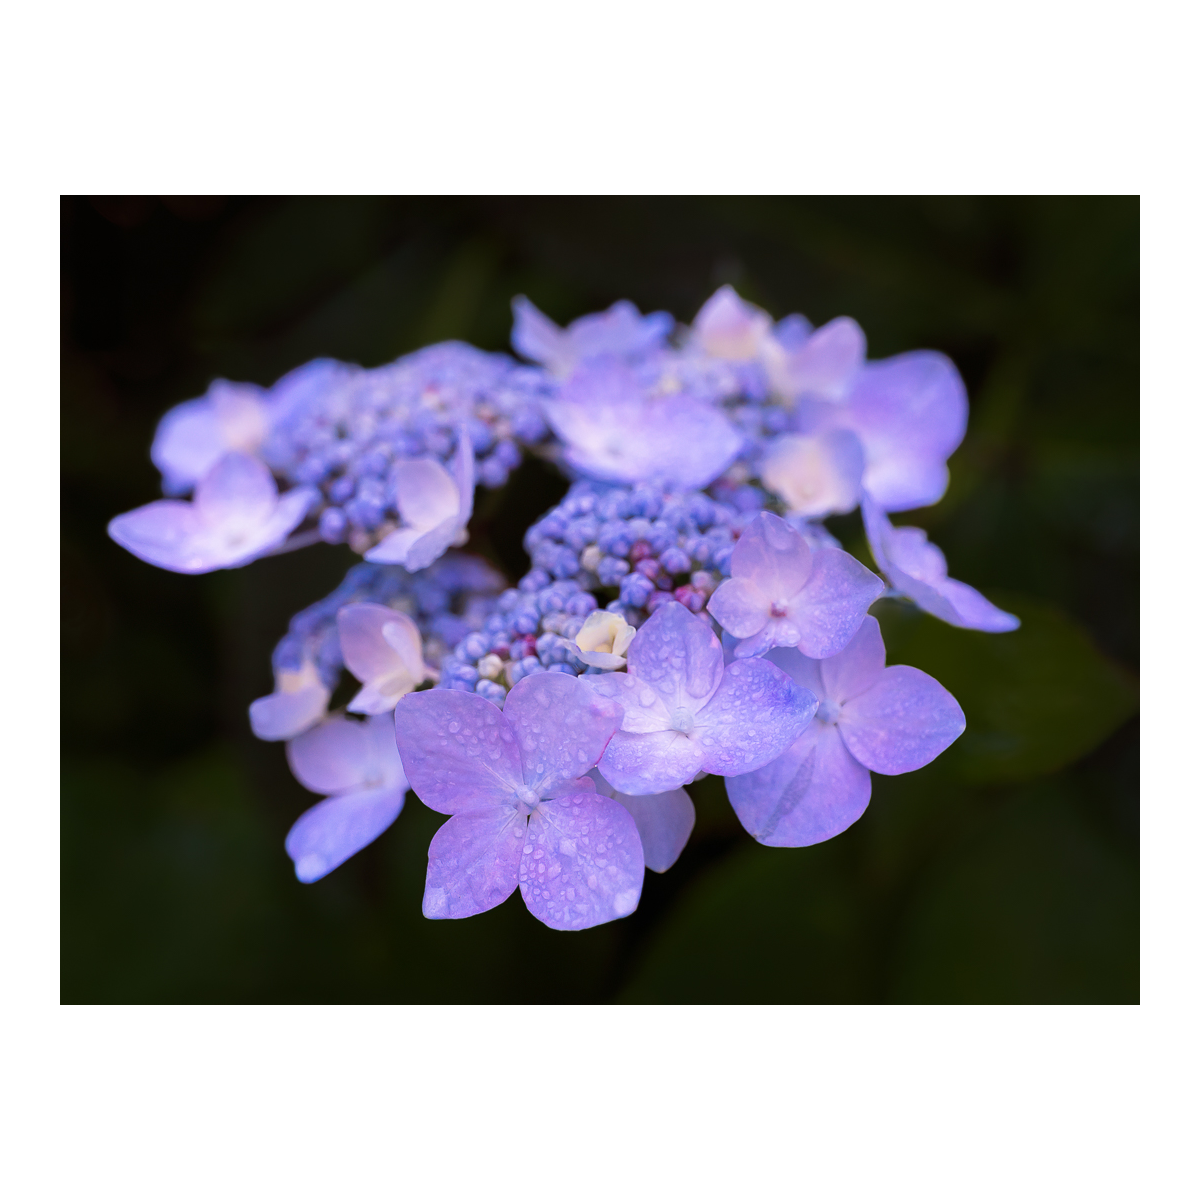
left=258, top=343, right=553, bottom=552
left=269, top=552, right=505, bottom=699
left=436, top=480, right=755, bottom=705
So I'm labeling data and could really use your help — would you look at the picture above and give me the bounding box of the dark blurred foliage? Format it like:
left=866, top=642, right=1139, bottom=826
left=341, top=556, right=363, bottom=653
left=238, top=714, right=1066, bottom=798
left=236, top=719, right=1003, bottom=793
left=61, top=196, right=1139, bottom=1002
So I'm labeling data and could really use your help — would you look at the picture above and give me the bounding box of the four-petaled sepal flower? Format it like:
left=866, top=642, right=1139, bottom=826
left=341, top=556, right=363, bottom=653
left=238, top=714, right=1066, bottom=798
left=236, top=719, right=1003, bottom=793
left=395, top=672, right=644, bottom=930
left=707, top=512, right=884, bottom=659
left=585, top=600, right=818, bottom=794
left=726, top=616, right=966, bottom=847
left=107, top=452, right=316, bottom=574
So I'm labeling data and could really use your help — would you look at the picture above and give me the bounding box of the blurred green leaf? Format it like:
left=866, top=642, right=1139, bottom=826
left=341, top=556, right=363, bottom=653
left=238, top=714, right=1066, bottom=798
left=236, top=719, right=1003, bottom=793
left=618, top=838, right=866, bottom=1002
left=889, top=783, right=1137, bottom=1002
left=875, top=592, right=1138, bottom=785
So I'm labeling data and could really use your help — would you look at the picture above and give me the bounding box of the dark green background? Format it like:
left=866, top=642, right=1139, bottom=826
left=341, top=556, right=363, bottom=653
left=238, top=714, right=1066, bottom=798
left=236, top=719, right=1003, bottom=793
left=61, top=196, right=1139, bottom=1002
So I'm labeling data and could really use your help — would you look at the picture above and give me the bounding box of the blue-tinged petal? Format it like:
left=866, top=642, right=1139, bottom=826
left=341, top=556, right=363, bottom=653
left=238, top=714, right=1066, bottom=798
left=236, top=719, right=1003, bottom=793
left=729, top=512, right=813, bottom=600
left=626, top=601, right=724, bottom=713
left=521, top=792, right=643, bottom=929
left=193, top=452, right=277, bottom=528
left=395, top=689, right=523, bottom=815
left=391, top=458, right=460, bottom=531
left=817, top=615, right=886, bottom=705
left=786, top=546, right=883, bottom=659
left=837, top=351, right=968, bottom=511
left=422, top=808, right=526, bottom=919
left=597, top=729, right=705, bottom=796
left=151, top=397, right=225, bottom=494
left=285, top=784, right=406, bottom=883
left=502, top=672, right=620, bottom=797
left=726, top=722, right=871, bottom=847
left=862, top=495, right=1019, bottom=632
left=707, top=576, right=770, bottom=640
left=839, top=665, right=966, bottom=775
left=693, top=658, right=817, bottom=778
left=585, top=670, right=672, bottom=734
left=764, top=646, right=825, bottom=700
left=780, top=316, right=866, bottom=401
left=590, top=771, right=695, bottom=873
left=248, top=684, right=329, bottom=741
left=107, top=500, right=206, bottom=572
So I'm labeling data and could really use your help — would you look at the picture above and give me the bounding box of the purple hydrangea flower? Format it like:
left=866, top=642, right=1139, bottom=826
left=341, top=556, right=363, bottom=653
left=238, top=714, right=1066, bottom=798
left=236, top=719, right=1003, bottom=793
left=249, top=661, right=331, bottom=741
left=726, top=616, right=965, bottom=846
left=107, top=452, right=317, bottom=574
left=285, top=714, right=409, bottom=882
left=395, top=672, right=645, bottom=929
left=337, top=603, right=438, bottom=714
left=585, top=601, right=818, bottom=794
left=587, top=769, right=695, bottom=873
left=706, top=512, right=884, bottom=659
left=861, top=495, right=1020, bottom=632
left=542, top=363, right=742, bottom=490
left=512, top=295, right=674, bottom=377
left=815, top=351, right=968, bottom=512
left=364, top=429, right=474, bottom=570
left=759, top=429, right=865, bottom=519
left=151, top=380, right=270, bottom=494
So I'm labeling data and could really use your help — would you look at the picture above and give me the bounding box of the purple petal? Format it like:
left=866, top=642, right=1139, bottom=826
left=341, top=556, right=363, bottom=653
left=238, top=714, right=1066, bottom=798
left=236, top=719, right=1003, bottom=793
left=585, top=670, right=672, bottom=734
left=451, top=426, right=475, bottom=521
left=520, top=792, right=644, bottom=929
left=839, top=665, right=966, bottom=775
left=706, top=577, right=769, bottom=640
left=511, top=295, right=568, bottom=369
left=285, top=784, right=406, bottom=883
left=837, top=351, right=968, bottom=511
left=759, top=430, right=864, bottom=519
left=862, top=496, right=1020, bottom=632
left=597, top=729, right=705, bottom=796
left=337, top=604, right=426, bottom=710
left=692, top=285, right=771, bottom=361
left=546, top=366, right=741, bottom=490
left=818, top=614, right=887, bottom=705
left=151, top=398, right=225, bottom=493
left=392, top=458, right=459, bottom=530
left=107, top=500, right=205, bottom=573
left=764, top=646, right=825, bottom=700
left=788, top=546, right=884, bottom=658
left=726, top=722, right=871, bottom=847
left=730, top=512, right=813, bottom=599
left=693, top=657, right=818, bottom=777
left=399, top=516, right=466, bottom=572
left=249, top=684, right=329, bottom=741
left=502, top=672, right=621, bottom=795
left=394, top=689, right=523, bottom=814
left=784, top=316, right=866, bottom=400
left=363, top=527, right=423, bottom=565
left=933, top=578, right=1021, bottom=633
left=193, top=452, right=277, bottom=527
left=422, top=808, right=526, bottom=919
left=591, top=771, right=695, bottom=873
left=567, top=300, right=674, bottom=362
left=287, top=715, right=378, bottom=795
left=626, top=601, right=724, bottom=713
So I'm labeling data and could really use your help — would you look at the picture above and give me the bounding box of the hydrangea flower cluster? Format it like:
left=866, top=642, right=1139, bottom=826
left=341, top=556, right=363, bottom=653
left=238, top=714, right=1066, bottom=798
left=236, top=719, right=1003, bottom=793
left=109, top=284, right=1017, bottom=932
